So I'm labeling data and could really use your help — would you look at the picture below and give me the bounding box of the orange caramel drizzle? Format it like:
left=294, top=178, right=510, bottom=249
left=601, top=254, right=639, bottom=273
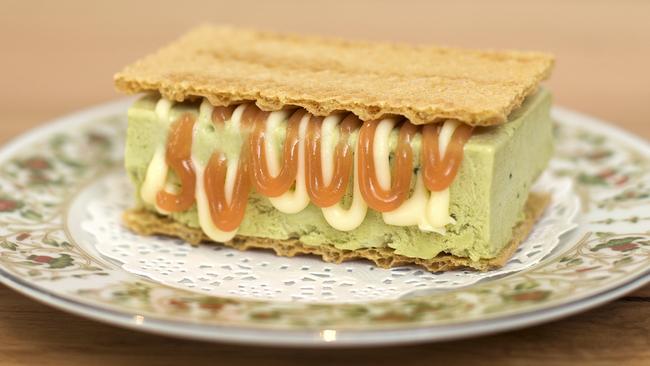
left=305, top=114, right=361, bottom=207
left=249, top=109, right=305, bottom=197
left=156, top=113, right=197, bottom=212
left=421, top=123, right=473, bottom=192
left=157, top=104, right=473, bottom=232
left=203, top=106, right=255, bottom=232
left=357, top=120, right=418, bottom=212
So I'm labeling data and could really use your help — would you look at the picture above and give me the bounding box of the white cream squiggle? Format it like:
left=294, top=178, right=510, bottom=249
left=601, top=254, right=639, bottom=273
left=321, top=128, right=368, bottom=231
left=373, top=118, right=398, bottom=191
left=267, top=113, right=311, bottom=214
left=140, top=98, right=173, bottom=214
left=382, top=120, right=458, bottom=232
left=192, top=102, right=248, bottom=242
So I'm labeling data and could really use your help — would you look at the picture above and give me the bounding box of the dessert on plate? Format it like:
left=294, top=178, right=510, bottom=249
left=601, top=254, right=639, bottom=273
left=114, top=25, right=554, bottom=272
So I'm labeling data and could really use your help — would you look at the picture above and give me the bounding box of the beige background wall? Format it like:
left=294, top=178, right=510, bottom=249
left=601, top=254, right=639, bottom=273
left=2, top=0, right=649, bottom=141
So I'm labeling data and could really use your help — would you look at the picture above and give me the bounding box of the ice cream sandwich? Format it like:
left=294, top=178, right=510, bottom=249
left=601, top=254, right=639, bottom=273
left=115, top=26, right=554, bottom=272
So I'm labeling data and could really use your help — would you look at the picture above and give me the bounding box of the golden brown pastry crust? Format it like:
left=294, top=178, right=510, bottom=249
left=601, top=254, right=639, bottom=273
left=114, top=25, right=554, bottom=126
left=122, top=193, right=549, bottom=272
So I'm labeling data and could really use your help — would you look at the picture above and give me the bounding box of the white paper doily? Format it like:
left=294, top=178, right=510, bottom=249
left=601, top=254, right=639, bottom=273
left=82, top=171, right=578, bottom=303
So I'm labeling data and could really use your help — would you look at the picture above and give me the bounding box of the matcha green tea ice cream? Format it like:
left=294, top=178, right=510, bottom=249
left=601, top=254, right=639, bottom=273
left=114, top=26, right=555, bottom=272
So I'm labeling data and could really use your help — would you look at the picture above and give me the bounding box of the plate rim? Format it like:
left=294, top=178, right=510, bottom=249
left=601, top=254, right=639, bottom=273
left=1, top=261, right=647, bottom=347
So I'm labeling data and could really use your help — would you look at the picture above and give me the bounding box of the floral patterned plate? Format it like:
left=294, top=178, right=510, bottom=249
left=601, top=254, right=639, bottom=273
left=0, top=100, right=648, bottom=347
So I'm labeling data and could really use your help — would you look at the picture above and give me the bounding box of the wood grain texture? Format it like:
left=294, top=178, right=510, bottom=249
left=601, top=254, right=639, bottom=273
left=0, top=286, right=648, bottom=366
left=0, top=0, right=649, bottom=365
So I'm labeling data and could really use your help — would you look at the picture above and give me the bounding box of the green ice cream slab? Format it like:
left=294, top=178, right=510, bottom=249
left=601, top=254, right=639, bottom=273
left=125, top=89, right=553, bottom=261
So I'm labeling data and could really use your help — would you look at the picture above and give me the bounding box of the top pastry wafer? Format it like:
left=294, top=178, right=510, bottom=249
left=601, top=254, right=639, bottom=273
left=114, top=25, right=554, bottom=126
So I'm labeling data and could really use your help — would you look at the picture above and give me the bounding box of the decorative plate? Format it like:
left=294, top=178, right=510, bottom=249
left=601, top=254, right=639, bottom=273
left=0, top=100, right=648, bottom=346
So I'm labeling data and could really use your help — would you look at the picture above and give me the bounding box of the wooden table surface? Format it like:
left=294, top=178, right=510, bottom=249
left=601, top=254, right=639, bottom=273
left=1, top=1, right=649, bottom=365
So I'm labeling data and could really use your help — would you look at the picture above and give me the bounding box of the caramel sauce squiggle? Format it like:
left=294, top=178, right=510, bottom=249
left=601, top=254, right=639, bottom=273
left=357, top=118, right=418, bottom=212
left=204, top=152, right=251, bottom=231
left=141, top=98, right=173, bottom=211
left=155, top=113, right=197, bottom=212
left=321, top=133, right=368, bottom=231
left=249, top=109, right=305, bottom=197
left=265, top=111, right=311, bottom=214
left=192, top=102, right=243, bottom=242
left=421, top=121, right=473, bottom=192
left=306, top=114, right=360, bottom=207
left=203, top=105, right=256, bottom=231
